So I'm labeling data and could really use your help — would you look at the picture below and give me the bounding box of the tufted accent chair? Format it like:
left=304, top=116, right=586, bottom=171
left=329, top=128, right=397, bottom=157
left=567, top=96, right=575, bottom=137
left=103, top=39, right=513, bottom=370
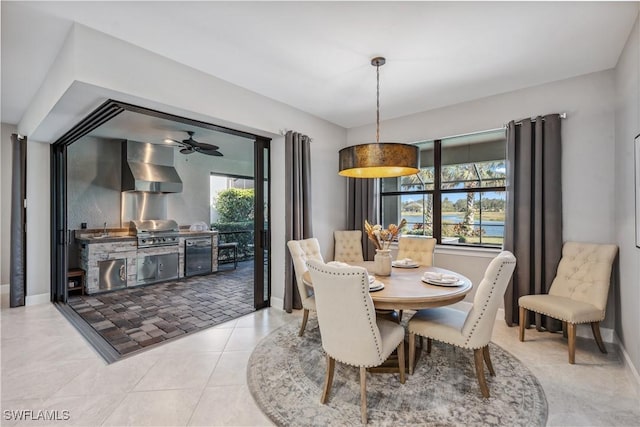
left=519, top=241, right=618, bottom=364
left=397, top=236, right=437, bottom=266
left=407, top=251, right=516, bottom=398
left=306, top=260, right=405, bottom=424
left=333, top=230, right=365, bottom=263
left=287, top=238, right=324, bottom=336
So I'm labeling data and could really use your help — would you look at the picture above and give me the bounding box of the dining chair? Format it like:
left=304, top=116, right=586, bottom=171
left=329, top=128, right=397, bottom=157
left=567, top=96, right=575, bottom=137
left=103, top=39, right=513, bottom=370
left=286, top=238, right=324, bottom=336
left=306, top=259, right=405, bottom=424
left=333, top=230, right=365, bottom=263
left=407, top=251, right=516, bottom=398
left=397, top=235, right=437, bottom=266
left=518, top=242, right=618, bottom=364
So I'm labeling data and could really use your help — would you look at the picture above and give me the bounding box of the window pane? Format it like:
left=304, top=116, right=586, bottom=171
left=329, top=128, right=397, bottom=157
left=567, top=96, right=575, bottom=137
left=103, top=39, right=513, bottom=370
left=441, top=132, right=506, bottom=190
left=382, top=194, right=433, bottom=237
left=381, top=141, right=435, bottom=192
left=441, top=191, right=505, bottom=246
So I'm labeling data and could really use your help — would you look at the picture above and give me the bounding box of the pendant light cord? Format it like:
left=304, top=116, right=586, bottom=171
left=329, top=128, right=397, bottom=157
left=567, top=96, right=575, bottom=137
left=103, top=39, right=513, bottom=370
left=376, top=62, right=380, bottom=144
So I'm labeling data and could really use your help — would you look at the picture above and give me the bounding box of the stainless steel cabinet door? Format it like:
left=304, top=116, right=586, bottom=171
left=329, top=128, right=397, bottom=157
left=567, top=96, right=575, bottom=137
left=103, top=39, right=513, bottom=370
left=98, top=259, right=127, bottom=291
left=137, top=256, right=158, bottom=285
left=157, top=253, right=179, bottom=281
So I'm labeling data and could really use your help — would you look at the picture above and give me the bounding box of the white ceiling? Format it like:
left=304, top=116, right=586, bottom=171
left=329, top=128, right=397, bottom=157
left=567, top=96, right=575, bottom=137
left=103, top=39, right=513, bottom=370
left=1, top=1, right=638, bottom=128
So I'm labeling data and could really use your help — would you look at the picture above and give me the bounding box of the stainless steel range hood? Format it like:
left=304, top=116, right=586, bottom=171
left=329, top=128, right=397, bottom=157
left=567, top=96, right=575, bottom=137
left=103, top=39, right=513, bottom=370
left=122, top=140, right=182, bottom=193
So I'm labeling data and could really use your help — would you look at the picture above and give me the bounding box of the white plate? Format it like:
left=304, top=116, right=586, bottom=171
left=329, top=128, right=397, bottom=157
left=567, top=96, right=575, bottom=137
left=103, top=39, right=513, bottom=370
left=421, top=278, right=464, bottom=287
left=369, top=281, right=385, bottom=292
left=392, top=261, right=419, bottom=268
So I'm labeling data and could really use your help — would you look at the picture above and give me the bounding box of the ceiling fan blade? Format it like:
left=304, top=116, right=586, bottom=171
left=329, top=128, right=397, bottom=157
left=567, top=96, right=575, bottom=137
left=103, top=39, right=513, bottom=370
left=190, top=140, right=220, bottom=151
left=198, top=148, right=223, bottom=156
left=180, top=147, right=195, bottom=154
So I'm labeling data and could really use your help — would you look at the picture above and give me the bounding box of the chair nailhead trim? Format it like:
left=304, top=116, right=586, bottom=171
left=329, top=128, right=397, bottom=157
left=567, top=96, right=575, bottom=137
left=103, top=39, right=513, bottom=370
left=309, top=264, right=384, bottom=364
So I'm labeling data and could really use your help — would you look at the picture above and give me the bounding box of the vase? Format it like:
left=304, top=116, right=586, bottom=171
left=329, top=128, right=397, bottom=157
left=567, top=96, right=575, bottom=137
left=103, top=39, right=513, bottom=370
left=374, top=249, right=392, bottom=276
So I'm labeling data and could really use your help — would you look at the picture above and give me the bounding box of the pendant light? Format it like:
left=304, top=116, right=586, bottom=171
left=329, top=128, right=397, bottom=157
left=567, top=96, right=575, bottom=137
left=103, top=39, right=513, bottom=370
left=338, top=57, right=420, bottom=178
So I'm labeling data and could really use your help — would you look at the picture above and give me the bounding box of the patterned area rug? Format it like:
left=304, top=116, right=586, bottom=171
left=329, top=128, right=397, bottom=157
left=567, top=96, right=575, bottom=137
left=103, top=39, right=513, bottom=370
left=68, top=260, right=255, bottom=357
left=247, top=318, right=548, bottom=426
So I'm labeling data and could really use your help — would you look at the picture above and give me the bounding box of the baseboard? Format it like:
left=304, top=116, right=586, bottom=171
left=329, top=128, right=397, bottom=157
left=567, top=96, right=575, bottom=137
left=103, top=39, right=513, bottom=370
left=577, top=323, right=614, bottom=343
left=1, top=285, right=50, bottom=308
left=615, top=333, right=640, bottom=396
left=0, top=284, right=9, bottom=309
left=25, top=292, right=50, bottom=306
left=270, top=296, right=284, bottom=311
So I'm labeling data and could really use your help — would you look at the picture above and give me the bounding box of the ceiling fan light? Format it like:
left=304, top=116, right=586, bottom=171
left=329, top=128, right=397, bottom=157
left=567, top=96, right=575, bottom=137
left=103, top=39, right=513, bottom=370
left=338, top=142, right=420, bottom=178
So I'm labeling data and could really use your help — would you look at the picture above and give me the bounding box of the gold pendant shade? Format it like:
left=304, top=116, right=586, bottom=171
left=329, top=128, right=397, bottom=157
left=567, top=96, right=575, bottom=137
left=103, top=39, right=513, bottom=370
left=338, top=143, right=420, bottom=178
left=338, top=56, right=420, bottom=179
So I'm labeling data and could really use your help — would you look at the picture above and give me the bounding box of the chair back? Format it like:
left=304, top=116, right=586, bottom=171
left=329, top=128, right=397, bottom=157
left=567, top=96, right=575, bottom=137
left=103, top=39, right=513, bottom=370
left=549, top=242, right=618, bottom=312
left=462, top=251, right=516, bottom=348
left=333, top=230, right=365, bottom=263
left=397, top=236, right=437, bottom=266
left=306, top=260, right=384, bottom=366
left=287, top=238, right=324, bottom=300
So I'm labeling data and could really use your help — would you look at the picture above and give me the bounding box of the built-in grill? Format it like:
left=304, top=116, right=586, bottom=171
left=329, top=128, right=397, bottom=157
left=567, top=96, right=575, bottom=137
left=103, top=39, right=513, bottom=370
left=130, top=219, right=180, bottom=248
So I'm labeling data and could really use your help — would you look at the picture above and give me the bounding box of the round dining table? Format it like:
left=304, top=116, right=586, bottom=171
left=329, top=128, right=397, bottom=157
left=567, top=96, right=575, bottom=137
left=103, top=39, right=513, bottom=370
left=302, top=261, right=473, bottom=311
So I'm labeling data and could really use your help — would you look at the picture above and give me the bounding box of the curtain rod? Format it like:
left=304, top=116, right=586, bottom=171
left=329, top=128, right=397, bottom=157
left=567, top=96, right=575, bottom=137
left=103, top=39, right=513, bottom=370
left=512, top=112, right=567, bottom=126
left=279, top=129, right=313, bottom=142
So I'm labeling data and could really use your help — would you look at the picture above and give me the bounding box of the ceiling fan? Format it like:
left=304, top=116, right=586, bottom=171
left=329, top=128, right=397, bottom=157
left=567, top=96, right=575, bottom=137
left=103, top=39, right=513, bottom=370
left=168, top=131, right=223, bottom=156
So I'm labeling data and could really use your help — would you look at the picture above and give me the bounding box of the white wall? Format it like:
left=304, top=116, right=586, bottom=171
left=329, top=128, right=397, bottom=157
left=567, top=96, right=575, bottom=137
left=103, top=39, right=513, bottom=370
left=17, top=24, right=347, bottom=306
left=1, top=124, right=16, bottom=286
left=614, top=12, right=640, bottom=383
left=25, top=140, right=51, bottom=303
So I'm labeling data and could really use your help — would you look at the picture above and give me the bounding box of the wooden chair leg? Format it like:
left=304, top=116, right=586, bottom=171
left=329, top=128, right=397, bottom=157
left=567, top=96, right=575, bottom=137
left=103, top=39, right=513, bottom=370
left=591, top=321, right=607, bottom=354
left=567, top=322, right=576, bottom=364
left=473, top=348, right=490, bottom=398
left=320, top=354, right=335, bottom=404
left=397, top=341, right=406, bottom=384
left=408, top=332, right=415, bottom=375
left=427, top=338, right=432, bottom=354
left=482, top=345, right=495, bottom=376
left=562, top=321, right=568, bottom=339
left=519, top=306, right=527, bottom=341
left=298, top=308, right=309, bottom=337
left=360, top=366, right=367, bottom=424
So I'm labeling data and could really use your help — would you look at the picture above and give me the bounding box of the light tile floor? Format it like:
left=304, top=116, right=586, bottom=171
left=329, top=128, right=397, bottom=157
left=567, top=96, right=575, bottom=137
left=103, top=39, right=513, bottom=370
left=2, top=303, right=639, bottom=426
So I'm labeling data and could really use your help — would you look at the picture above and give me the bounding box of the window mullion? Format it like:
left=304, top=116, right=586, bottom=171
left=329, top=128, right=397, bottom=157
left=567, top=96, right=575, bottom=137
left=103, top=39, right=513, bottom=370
left=433, top=139, right=442, bottom=244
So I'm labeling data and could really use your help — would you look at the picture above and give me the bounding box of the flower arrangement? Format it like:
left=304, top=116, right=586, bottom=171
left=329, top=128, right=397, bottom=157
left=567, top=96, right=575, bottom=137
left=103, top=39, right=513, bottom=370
left=364, top=219, right=407, bottom=251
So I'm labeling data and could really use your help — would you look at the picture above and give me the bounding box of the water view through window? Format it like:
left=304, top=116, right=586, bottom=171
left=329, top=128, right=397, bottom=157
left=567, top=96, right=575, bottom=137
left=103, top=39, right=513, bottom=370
left=381, top=129, right=507, bottom=247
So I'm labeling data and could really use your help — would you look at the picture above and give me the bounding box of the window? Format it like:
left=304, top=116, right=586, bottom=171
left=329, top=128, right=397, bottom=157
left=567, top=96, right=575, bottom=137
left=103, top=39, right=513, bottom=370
left=381, top=129, right=506, bottom=247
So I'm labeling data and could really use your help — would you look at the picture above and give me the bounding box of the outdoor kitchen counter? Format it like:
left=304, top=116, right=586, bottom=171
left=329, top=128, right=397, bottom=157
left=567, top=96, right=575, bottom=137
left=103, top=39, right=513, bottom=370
left=75, top=235, right=137, bottom=244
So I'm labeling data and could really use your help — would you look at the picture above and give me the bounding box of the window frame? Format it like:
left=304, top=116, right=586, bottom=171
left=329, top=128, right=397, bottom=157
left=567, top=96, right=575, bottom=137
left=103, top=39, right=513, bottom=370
left=380, top=138, right=506, bottom=248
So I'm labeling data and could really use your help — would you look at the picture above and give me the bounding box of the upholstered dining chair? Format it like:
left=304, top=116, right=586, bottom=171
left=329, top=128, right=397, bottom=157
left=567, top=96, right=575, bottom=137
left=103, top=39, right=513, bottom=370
left=306, top=260, right=405, bottom=424
left=518, top=242, right=618, bottom=364
left=333, top=230, right=365, bottom=263
left=407, top=251, right=516, bottom=398
left=397, top=235, right=437, bottom=266
left=286, top=238, right=324, bottom=336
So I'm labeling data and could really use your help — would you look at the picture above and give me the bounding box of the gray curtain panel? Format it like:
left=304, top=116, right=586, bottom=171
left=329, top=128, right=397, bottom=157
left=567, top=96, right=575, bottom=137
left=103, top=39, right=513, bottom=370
left=10, top=133, right=27, bottom=307
left=346, top=178, right=380, bottom=261
left=503, top=115, right=563, bottom=329
left=284, top=131, right=313, bottom=313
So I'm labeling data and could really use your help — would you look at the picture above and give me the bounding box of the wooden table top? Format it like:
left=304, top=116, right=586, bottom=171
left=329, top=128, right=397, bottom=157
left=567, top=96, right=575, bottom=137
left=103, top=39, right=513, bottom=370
left=302, top=261, right=473, bottom=311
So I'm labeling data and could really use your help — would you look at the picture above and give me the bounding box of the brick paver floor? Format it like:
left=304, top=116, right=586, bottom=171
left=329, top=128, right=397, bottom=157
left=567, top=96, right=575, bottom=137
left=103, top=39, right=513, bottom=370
left=67, top=260, right=255, bottom=356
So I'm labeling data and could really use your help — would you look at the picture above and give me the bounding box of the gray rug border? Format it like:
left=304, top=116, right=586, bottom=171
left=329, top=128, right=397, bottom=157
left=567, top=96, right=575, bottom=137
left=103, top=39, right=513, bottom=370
left=247, top=318, right=549, bottom=427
